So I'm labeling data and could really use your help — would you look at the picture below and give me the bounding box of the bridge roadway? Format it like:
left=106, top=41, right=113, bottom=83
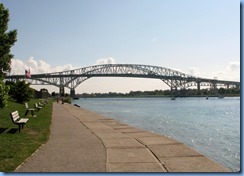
left=5, top=64, right=240, bottom=97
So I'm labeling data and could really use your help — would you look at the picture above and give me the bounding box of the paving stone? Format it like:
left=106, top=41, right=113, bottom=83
left=137, top=136, right=179, bottom=145
left=82, top=122, right=113, bottom=130
left=125, top=131, right=160, bottom=138
left=95, top=132, right=131, bottom=139
left=102, top=122, right=121, bottom=127
left=101, top=138, right=145, bottom=148
left=107, top=148, right=158, bottom=163
left=99, top=119, right=117, bottom=122
left=148, top=143, right=202, bottom=158
left=74, top=115, right=100, bottom=122
left=159, top=156, right=230, bottom=172
left=116, top=128, right=143, bottom=133
left=112, top=125, right=132, bottom=129
left=92, top=129, right=120, bottom=134
left=108, top=162, right=167, bottom=172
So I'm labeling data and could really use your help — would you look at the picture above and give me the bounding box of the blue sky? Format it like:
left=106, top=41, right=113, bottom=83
left=1, top=0, right=240, bottom=93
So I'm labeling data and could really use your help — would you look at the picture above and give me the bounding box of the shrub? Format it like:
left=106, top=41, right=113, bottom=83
left=0, top=81, right=10, bottom=108
left=10, top=81, right=34, bottom=103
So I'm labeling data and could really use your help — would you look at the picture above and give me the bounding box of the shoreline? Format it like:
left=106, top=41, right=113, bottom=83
left=71, top=97, right=240, bottom=171
left=15, top=102, right=231, bottom=172
left=74, top=95, right=240, bottom=99
left=64, top=103, right=230, bottom=172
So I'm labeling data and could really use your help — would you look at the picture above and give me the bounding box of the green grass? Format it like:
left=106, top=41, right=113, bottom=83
left=0, top=99, right=53, bottom=172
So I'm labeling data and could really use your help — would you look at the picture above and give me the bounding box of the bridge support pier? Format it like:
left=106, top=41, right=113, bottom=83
left=70, top=89, right=75, bottom=98
left=180, top=88, right=186, bottom=97
left=226, top=84, right=230, bottom=89
left=59, top=86, right=65, bottom=96
left=210, top=83, right=218, bottom=96
left=171, top=87, right=177, bottom=97
left=197, top=81, right=201, bottom=95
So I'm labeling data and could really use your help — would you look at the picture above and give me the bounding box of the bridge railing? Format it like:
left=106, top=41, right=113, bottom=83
left=5, top=64, right=240, bottom=96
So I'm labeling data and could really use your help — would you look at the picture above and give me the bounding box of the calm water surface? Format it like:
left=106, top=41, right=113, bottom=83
left=72, top=97, right=240, bottom=171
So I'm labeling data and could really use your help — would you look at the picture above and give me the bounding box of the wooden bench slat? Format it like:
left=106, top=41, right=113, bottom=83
left=11, top=111, right=18, bottom=116
left=25, top=103, right=36, bottom=117
left=12, top=115, right=19, bottom=121
left=10, top=110, right=29, bottom=132
left=35, top=103, right=42, bottom=109
left=18, top=119, right=29, bottom=123
left=11, top=111, right=20, bottom=122
left=12, top=113, right=18, bottom=117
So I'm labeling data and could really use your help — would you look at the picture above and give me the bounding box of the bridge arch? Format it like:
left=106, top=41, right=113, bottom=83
left=5, top=64, right=240, bottom=97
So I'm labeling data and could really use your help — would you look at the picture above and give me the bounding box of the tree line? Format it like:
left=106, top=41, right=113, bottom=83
left=77, top=87, right=240, bottom=98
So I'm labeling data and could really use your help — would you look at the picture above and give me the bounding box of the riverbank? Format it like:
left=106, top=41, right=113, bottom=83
left=72, top=97, right=240, bottom=171
left=15, top=102, right=229, bottom=172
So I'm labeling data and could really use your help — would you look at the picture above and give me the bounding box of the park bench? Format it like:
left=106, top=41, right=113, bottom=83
left=41, top=99, right=48, bottom=104
left=43, top=99, right=48, bottom=104
left=35, top=103, right=42, bottom=110
left=38, top=102, right=45, bottom=107
left=10, top=111, right=29, bottom=132
left=25, top=103, right=36, bottom=117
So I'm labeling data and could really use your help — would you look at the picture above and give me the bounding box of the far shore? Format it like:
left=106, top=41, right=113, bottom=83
left=73, top=95, right=240, bottom=99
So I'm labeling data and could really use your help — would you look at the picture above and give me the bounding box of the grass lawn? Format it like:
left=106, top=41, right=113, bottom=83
left=0, top=99, right=53, bottom=172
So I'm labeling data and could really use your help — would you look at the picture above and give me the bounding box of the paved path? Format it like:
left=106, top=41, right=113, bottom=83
left=15, top=103, right=106, bottom=172
left=15, top=102, right=229, bottom=172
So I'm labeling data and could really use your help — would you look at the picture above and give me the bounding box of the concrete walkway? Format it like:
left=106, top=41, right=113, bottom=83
left=15, top=102, right=229, bottom=172
left=15, top=103, right=106, bottom=172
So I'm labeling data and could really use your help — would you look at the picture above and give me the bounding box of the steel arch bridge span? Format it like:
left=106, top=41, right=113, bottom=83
left=5, top=64, right=240, bottom=96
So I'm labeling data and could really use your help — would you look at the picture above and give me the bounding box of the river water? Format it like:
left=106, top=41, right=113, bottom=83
left=72, top=97, right=240, bottom=171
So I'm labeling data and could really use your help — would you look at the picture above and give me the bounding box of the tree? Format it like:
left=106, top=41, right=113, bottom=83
left=218, top=88, right=225, bottom=95
left=0, top=4, right=17, bottom=108
left=11, top=81, right=34, bottom=103
left=0, top=3, right=17, bottom=79
left=51, top=92, right=56, bottom=97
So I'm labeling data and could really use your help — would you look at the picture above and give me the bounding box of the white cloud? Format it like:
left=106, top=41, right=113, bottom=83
left=186, top=67, right=201, bottom=77
left=96, top=57, right=116, bottom=65
left=26, top=57, right=38, bottom=69
left=10, top=59, right=26, bottom=75
left=181, top=62, right=240, bottom=82
left=228, top=61, right=240, bottom=72
left=214, top=61, right=240, bottom=81
left=10, top=57, right=77, bottom=75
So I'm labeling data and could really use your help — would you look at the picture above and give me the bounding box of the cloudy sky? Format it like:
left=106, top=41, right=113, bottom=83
left=2, top=0, right=240, bottom=94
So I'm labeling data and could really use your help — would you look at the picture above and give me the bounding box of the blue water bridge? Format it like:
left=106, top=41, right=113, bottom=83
left=5, top=64, right=240, bottom=97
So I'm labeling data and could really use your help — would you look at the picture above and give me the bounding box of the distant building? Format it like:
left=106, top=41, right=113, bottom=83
left=35, top=88, right=50, bottom=99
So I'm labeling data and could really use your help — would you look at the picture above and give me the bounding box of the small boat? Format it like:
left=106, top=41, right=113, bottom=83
left=206, top=96, right=209, bottom=100
left=73, top=97, right=79, bottom=100
left=171, top=97, right=176, bottom=100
